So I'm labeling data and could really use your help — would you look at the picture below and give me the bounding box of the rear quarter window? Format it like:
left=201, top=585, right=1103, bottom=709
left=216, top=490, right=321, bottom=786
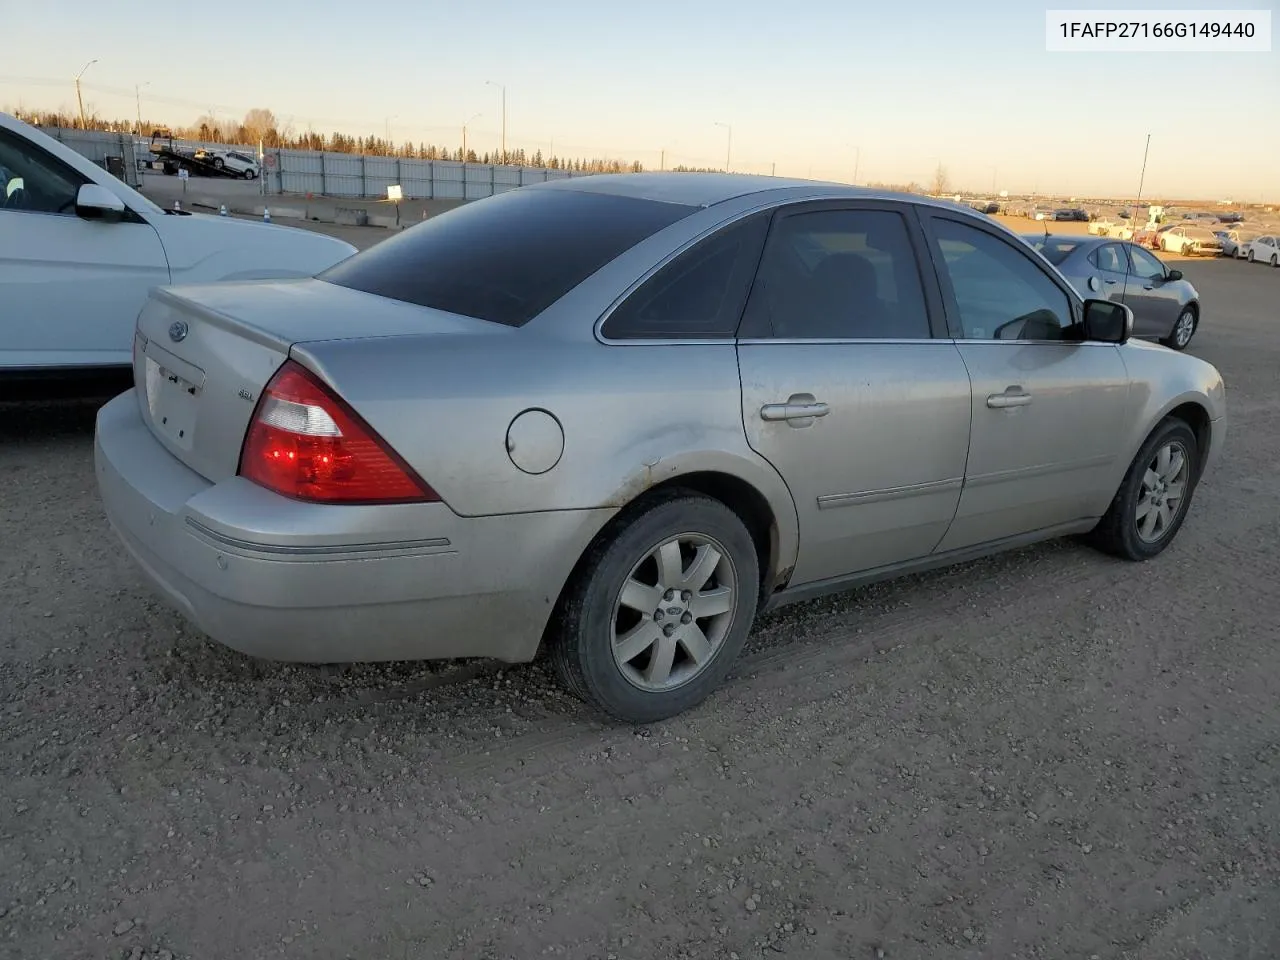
left=319, top=188, right=698, bottom=327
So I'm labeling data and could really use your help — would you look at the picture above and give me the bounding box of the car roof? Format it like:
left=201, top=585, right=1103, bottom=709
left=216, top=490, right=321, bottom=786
left=524, top=171, right=959, bottom=211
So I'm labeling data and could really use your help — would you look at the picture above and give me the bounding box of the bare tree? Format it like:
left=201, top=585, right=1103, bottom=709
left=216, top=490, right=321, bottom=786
left=193, top=114, right=223, bottom=142
left=931, top=163, right=953, bottom=196
left=242, top=108, right=278, bottom=146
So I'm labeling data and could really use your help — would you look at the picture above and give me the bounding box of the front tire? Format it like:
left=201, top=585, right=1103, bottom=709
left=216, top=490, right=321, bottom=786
left=1088, top=418, right=1200, bottom=561
left=549, top=492, right=760, bottom=724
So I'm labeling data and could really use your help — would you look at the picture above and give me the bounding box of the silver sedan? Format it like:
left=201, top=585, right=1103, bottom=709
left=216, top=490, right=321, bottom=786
left=95, top=175, right=1227, bottom=723
left=1023, top=234, right=1203, bottom=350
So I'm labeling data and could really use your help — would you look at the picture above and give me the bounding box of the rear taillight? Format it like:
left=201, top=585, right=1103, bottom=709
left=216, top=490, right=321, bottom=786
left=237, top=359, right=439, bottom=505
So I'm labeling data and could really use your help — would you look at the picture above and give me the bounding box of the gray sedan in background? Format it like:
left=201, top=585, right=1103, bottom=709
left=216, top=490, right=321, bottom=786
left=94, top=176, right=1226, bottom=723
left=1024, top=234, right=1202, bottom=350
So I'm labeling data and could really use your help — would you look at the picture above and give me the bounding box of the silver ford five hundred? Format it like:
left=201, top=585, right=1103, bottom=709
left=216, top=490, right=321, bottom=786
left=95, top=173, right=1227, bottom=723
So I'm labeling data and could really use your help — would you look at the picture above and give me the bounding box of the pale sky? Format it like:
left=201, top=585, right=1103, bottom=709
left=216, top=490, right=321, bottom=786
left=2, top=0, right=1277, bottom=199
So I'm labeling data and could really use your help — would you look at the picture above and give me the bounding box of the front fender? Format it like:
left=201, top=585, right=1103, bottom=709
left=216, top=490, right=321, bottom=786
left=1109, top=343, right=1226, bottom=493
left=154, top=216, right=356, bottom=286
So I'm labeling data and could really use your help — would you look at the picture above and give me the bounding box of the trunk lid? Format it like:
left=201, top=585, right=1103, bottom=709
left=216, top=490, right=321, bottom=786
left=133, top=277, right=495, bottom=482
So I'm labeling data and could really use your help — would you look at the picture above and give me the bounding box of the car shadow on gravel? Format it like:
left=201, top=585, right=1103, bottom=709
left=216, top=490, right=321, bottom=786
left=124, top=535, right=1117, bottom=745
left=0, top=377, right=126, bottom=443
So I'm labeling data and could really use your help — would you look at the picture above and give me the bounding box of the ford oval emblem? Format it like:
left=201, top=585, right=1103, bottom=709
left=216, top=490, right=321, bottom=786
left=168, top=320, right=188, bottom=343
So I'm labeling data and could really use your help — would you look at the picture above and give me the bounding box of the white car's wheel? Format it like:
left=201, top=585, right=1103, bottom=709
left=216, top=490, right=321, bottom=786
left=244, top=168, right=257, bottom=180
left=1249, top=250, right=1256, bottom=263
left=1272, top=254, right=1279, bottom=268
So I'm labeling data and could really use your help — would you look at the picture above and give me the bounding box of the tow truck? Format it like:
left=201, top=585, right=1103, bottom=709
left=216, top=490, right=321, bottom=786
left=147, top=129, right=242, bottom=178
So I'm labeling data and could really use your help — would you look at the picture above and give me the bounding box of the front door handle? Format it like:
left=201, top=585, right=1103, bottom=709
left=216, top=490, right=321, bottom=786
left=760, top=393, right=829, bottom=426
left=987, top=386, right=1033, bottom=409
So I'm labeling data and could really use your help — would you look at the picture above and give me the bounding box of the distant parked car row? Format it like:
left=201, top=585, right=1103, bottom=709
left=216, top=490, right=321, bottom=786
left=1214, top=228, right=1280, bottom=265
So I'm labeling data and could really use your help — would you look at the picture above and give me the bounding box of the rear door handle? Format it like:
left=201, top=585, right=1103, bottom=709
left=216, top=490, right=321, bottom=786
left=760, top=393, right=829, bottom=425
left=987, top=387, right=1033, bottom=409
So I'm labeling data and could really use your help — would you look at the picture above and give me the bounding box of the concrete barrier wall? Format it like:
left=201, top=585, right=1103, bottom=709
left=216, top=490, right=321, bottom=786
left=41, top=126, right=586, bottom=202
left=37, top=127, right=141, bottom=187
left=269, top=151, right=579, bottom=200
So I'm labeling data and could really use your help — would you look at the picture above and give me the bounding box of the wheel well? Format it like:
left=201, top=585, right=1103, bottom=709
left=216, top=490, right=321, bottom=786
left=534, top=471, right=783, bottom=661
left=642, top=472, right=780, bottom=602
left=1165, top=401, right=1211, bottom=471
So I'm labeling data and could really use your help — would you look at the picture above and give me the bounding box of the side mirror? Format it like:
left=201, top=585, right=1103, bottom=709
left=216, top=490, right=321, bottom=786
left=75, top=183, right=126, bottom=222
left=1082, top=298, right=1133, bottom=344
left=1167, top=268, right=1183, bottom=281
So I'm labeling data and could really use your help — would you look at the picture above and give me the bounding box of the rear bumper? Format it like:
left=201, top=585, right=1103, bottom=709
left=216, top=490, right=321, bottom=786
left=94, top=390, right=612, bottom=664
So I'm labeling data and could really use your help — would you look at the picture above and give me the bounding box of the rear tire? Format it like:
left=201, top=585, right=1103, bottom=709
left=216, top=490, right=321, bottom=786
left=1088, top=418, right=1200, bottom=561
left=1162, top=305, right=1197, bottom=350
left=549, top=492, right=760, bottom=724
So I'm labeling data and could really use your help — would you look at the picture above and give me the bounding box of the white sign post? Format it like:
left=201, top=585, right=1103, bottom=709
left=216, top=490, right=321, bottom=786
left=387, top=184, right=403, bottom=226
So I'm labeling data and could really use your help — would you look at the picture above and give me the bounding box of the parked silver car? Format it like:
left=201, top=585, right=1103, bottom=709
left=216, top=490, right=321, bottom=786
left=1023, top=234, right=1202, bottom=350
left=95, top=175, right=1226, bottom=723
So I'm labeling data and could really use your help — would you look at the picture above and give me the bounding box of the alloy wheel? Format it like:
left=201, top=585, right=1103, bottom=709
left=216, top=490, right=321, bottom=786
left=610, top=533, right=738, bottom=692
left=1173, top=310, right=1195, bottom=348
left=1135, top=440, right=1189, bottom=543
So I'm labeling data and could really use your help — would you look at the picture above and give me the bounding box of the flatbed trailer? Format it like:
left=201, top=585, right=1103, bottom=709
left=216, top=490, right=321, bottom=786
left=147, top=130, right=241, bottom=179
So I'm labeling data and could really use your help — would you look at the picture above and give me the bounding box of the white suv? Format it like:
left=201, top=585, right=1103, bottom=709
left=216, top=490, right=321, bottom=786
left=209, top=148, right=261, bottom=179
left=0, top=112, right=355, bottom=374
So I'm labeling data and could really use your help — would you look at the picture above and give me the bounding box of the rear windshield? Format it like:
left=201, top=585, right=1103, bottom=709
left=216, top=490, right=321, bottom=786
left=319, top=187, right=698, bottom=327
left=1025, top=238, right=1079, bottom=265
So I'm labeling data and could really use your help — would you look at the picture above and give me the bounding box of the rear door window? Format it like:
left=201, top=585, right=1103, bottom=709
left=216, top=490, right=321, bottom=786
left=320, top=188, right=698, bottom=327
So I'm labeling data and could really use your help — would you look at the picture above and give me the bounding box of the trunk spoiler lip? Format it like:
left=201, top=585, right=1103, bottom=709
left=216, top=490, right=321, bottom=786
left=149, top=285, right=298, bottom=354
left=147, top=281, right=513, bottom=356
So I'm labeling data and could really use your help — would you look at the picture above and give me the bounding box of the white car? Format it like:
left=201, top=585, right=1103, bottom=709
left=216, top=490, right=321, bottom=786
left=1248, top=235, right=1280, bottom=266
left=0, top=112, right=355, bottom=373
left=196, top=148, right=261, bottom=179
left=1158, top=224, right=1224, bottom=256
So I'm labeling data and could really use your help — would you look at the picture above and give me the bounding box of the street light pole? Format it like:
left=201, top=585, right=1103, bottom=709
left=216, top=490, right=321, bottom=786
left=714, top=121, right=732, bottom=172
left=135, top=81, right=149, bottom=136
left=486, top=81, right=506, bottom=162
left=462, top=112, right=482, bottom=159
left=75, top=59, right=98, bottom=128
left=851, top=145, right=861, bottom=185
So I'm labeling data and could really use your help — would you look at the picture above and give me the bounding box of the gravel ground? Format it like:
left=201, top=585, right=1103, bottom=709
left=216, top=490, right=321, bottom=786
left=2, top=245, right=1278, bottom=960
